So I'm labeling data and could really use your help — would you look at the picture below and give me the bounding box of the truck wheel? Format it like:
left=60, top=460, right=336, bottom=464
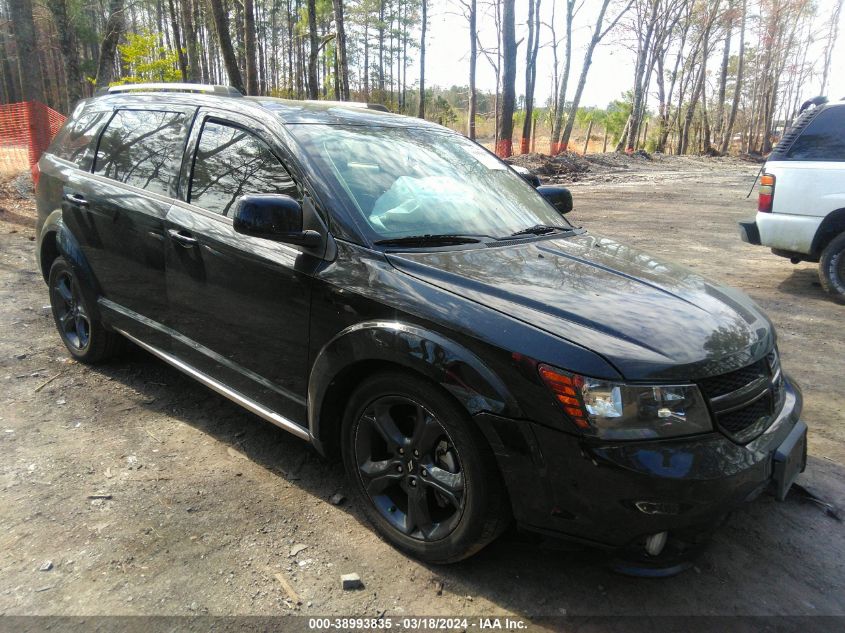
left=341, top=371, right=510, bottom=563
left=819, top=233, right=845, bottom=304
left=48, top=257, right=124, bottom=363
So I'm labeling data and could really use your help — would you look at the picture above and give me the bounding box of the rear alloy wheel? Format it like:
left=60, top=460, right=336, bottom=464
left=48, top=257, right=123, bottom=363
left=819, top=232, right=845, bottom=304
left=342, top=372, right=509, bottom=563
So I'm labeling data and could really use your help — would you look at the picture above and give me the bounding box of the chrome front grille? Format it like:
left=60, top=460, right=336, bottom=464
left=698, top=349, right=784, bottom=443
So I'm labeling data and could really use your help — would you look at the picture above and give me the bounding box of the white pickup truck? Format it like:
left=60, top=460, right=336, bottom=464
left=739, top=99, right=845, bottom=303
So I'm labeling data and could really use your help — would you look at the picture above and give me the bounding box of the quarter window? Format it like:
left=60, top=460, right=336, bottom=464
left=50, top=111, right=108, bottom=170
left=94, top=109, right=187, bottom=196
left=785, top=107, right=845, bottom=161
left=189, top=121, right=297, bottom=216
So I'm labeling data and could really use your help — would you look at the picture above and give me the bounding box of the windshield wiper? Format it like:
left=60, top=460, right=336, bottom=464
left=374, top=234, right=482, bottom=247
left=509, top=224, right=575, bottom=237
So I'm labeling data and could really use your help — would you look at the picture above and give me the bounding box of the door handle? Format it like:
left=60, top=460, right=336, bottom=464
left=63, top=192, right=89, bottom=207
left=167, top=229, right=198, bottom=247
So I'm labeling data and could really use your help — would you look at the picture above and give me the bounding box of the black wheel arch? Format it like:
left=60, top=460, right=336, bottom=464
left=307, top=321, right=522, bottom=458
left=811, top=208, right=845, bottom=256
left=39, top=215, right=104, bottom=320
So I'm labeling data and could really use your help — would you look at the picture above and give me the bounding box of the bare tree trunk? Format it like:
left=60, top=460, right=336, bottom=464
left=47, top=0, right=82, bottom=109
left=820, top=0, right=843, bottom=95
left=468, top=0, right=477, bottom=138
left=418, top=0, right=427, bottom=117
left=625, top=0, right=660, bottom=151
left=95, top=0, right=125, bottom=89
left=306, top=0, right=318, bottom=98
left=378, top=0, right=385, bottom=93
left=181, top=0, right=201, bottom=82
left=714, top=11, right=732, bottom=149
left=332, top=0, right=350, bottom=100
left=721, top=0, right=746, bottom=154
left=521, top=0, right=541, bottom=153
left=207, top=0, right=245, bottom=93
left=561, top=0, right=631, bottom=149
left=680, top=57, right=706, bottom=154
left=496, top=0, right=516, bottom=156
left=550, top=0, right=574, bottom=154
left=167, top=0, right=188, bottom=81
left=363, top=17, right=370, bottom=99
left=243, top=0, right=259, bottom=94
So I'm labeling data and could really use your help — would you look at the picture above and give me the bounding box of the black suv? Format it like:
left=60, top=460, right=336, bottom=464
left=35, top=84, right=807, bottom=572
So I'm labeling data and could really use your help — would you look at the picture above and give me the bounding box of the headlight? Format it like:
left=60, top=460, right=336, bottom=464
left=538, top=364, right=712, bottom=440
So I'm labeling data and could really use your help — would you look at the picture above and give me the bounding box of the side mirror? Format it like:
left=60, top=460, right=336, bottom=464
left=537, top=185, right=573, bottom=215
left=511, top=165, right=542, bottom=188
left=233, top=194, right=321, bottom=247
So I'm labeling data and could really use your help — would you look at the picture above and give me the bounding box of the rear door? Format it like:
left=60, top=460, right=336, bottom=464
left=163, top=109, right=316, bottom=424
left=62, top=106, right=195, bottom=346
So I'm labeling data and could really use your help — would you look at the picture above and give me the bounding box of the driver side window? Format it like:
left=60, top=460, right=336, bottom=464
left=189, top=120, right=297, bottom=216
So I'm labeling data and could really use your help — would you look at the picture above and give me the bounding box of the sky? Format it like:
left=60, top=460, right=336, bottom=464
left=411, top=0, right=845, bottom=110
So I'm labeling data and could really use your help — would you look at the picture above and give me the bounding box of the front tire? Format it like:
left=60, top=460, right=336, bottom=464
left=48, top=257, right=123, bottom=363
left=341, top=371, right=509, bottom=563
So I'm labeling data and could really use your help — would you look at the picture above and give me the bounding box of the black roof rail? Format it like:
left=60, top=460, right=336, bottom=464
left=95, top=83, right=243, bottom=97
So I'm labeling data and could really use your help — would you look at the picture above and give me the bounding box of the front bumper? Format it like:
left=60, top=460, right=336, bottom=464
left=477, top=376, right=804, bottom=550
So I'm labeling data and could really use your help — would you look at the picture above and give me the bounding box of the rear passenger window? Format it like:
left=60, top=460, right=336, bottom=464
left=50, top=111, right=108, bottom=170
left=189, top=121, right=297, bottom=217
left=94, top=109, right=187, bottom=196
left=786, top=107, right=845, bottom=161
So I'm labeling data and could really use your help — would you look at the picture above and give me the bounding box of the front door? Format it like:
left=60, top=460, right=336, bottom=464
left=163, top=111, right=316, bottom=424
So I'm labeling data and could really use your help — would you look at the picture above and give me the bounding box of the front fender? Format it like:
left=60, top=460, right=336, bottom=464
left=308, top=320, right=521, bottom=451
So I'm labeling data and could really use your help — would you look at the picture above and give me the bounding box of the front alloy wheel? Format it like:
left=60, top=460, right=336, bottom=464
left=355, top=396, right=466, bottom=541
left=341, top=372, right=509, bottom=563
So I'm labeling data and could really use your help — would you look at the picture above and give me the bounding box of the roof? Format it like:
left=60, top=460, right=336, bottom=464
left=82, top=86, right=443, bottom=129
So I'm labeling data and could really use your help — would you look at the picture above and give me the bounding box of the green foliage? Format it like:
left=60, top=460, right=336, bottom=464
left=601, top=96, right=633, bottom=138
left=115, top=31, right=181, bottom=85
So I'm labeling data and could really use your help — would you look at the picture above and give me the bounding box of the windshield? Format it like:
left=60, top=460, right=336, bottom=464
left=287, top=124, right=573, bottom=242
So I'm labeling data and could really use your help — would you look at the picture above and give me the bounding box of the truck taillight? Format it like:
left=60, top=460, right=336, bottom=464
left=758, top=174, right=775, bottom=212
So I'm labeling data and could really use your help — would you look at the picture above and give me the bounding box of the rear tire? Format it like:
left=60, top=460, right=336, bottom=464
left=48, top=257, right=124, bottom=363
left=819, top=232, right=845, bottom=304
left=341, top=371, right=509, bottom=563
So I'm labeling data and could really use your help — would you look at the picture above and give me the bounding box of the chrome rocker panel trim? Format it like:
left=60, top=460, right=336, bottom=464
left=114, top=328, right=312, bottom=442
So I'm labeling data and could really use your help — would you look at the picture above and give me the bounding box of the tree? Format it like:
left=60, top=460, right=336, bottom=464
left=244, top=0, right=259, bottom=94
left=496, top=0, right=516, bottom=157
left=333, top=0, right=350, bottom=100
left=550, top=0, right=575, bottom=154
left=720, top=0, right=746, bottom=154
left=624, top=0, right=662, bottom=152
left=207, top=0, right=245, bottom=93
left=820, top=0, right=843, bottom=95
left=520, top=0, right=541, bottom=153
left=467, top=0, right=477, bottom=138
left=306, top=0, right=319, bottom=99
left=47, top=0, right=82, bottom=109
left=180, top=0, right=202, bottom=82
left=560, top=0, right=632, bottom=152
left=95, top=0, right=125, bottom=89
left=8, top=0, right=43, bottom=101
left=418, top=0, right=427, bottom=117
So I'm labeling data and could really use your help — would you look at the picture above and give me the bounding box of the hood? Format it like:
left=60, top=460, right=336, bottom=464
left=386, top=233, right=775, bottom=381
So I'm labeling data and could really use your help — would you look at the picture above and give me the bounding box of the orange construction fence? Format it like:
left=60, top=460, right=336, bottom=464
left=0, top=101, right=66, bottom=178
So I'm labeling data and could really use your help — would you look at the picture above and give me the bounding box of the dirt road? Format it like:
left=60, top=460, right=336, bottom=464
left=1, top=158, right=843, bottom=622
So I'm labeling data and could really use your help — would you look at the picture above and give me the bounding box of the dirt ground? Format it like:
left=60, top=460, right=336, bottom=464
left=1, top=156, right=844, bottom=624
